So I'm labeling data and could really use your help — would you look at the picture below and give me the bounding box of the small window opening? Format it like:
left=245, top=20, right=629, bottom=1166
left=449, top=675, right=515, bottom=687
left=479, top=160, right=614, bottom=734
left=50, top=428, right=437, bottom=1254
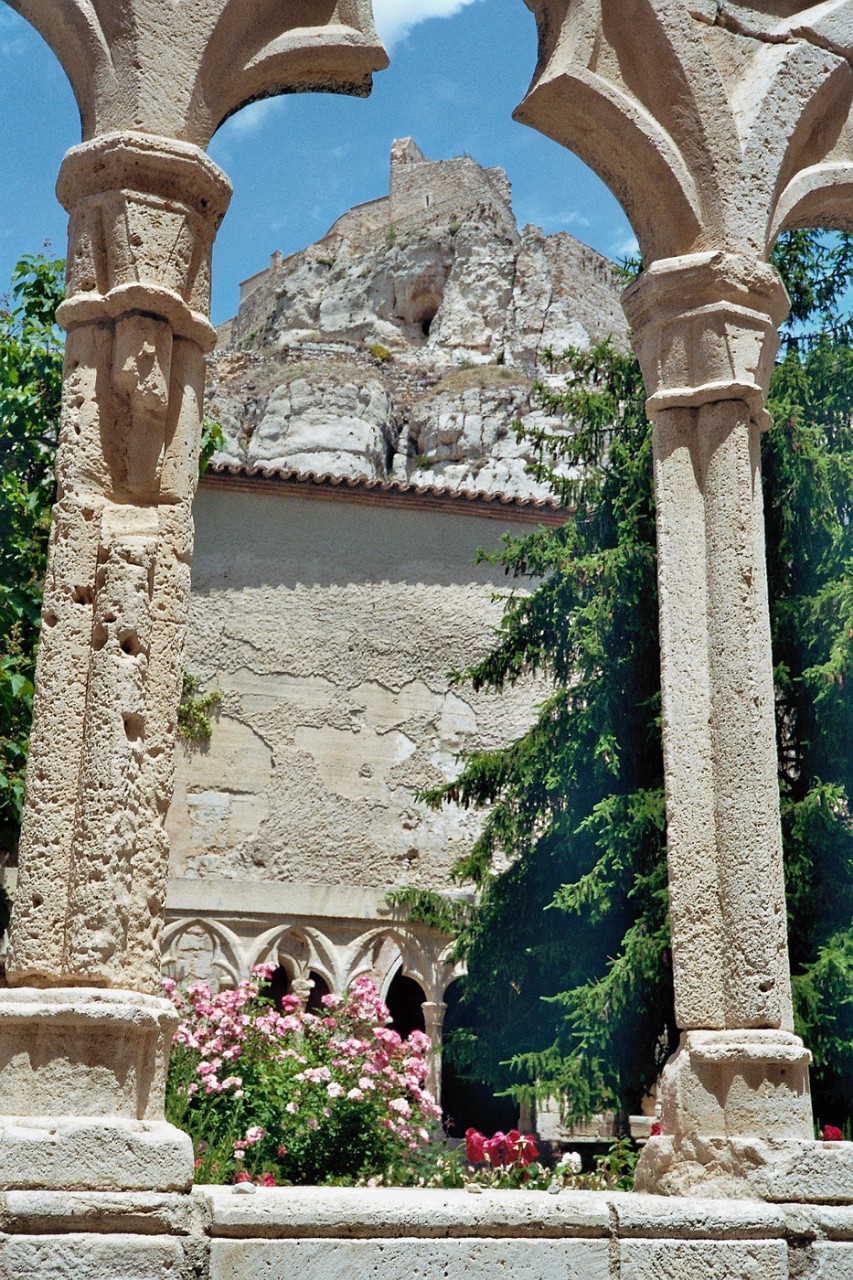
left=264, top=966, right=331, bottom=1013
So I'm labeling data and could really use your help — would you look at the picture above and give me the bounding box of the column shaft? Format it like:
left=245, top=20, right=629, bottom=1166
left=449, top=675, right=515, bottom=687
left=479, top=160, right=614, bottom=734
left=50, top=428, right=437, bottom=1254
left=654, top=400, right=793, bottom=1032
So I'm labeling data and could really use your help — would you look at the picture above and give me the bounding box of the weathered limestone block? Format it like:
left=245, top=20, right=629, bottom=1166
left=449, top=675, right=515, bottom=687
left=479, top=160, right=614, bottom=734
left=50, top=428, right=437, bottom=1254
left=210, top=1238, right=612, bottom=1280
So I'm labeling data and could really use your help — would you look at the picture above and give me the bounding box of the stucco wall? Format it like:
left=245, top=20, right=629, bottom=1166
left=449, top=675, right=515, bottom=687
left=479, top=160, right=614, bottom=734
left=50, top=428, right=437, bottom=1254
left=167, top=482, right=544, bottom=891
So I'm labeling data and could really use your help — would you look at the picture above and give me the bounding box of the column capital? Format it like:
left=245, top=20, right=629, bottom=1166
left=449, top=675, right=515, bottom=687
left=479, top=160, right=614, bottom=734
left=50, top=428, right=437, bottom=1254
left=622, top=252, right=790, bottom=428
left=56, top=132, right=232, bottom=354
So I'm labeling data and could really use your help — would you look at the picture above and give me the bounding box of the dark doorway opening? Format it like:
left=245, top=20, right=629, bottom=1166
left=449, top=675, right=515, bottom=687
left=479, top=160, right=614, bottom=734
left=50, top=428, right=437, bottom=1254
left=265, top=966, right=331, bottom=1013
left=385, top=970, right=426, bottom=1040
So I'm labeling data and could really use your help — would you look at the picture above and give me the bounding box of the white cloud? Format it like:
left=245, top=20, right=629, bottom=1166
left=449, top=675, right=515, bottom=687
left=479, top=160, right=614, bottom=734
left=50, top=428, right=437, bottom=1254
left=372, top=0, right=481, bottom=47
left=610, top=231, right=640, bottom=261
left=221, top=96, right=287, bottom=138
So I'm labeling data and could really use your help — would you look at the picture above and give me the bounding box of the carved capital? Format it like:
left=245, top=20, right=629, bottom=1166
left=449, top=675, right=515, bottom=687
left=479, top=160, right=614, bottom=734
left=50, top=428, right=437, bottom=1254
left=56, top=132, right=232, bottom=354
left=622, top=253, right=789, bottom=427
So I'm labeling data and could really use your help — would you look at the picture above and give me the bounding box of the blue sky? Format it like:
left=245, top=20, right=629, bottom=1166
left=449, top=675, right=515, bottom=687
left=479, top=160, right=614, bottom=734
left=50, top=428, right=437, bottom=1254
left=0, top=0, right=637, bottom=326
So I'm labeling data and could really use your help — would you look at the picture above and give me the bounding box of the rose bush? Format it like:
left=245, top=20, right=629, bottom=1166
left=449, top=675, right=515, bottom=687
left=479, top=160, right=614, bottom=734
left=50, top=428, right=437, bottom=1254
left=164, top=968, right=441, bottom=1185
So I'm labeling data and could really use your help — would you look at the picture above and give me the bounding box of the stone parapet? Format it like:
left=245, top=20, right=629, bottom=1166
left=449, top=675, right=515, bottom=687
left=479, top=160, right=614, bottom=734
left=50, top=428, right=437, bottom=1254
left=1, top=1187, right=851, bottom=1278
left=0, top=988, right=191, bottom=1192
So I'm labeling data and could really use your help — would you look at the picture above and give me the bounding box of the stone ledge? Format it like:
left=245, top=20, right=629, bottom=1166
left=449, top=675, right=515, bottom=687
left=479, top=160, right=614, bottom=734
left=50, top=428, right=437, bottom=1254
left=0, top=1188, right=849, bottom=1279
left=0, top=1189, right=211, bottom=1237
left=204, top=1187, right=614, bottom=1238
left=202, top=1186, right=845, bottom=1241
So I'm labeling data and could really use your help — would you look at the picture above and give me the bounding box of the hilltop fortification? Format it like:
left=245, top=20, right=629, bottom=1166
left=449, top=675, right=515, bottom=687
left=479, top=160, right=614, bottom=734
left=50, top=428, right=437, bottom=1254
left=208, top=140, right=629, bottom=498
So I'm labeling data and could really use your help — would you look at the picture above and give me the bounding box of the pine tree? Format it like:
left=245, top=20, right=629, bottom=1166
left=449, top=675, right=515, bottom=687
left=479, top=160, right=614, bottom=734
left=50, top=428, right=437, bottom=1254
left=423, top=232, right=853, bottom=1130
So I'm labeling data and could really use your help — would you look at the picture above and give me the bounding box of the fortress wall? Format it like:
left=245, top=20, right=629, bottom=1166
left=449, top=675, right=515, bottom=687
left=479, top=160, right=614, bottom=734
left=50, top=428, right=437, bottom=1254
left=390, top=152, right=518, bottom=241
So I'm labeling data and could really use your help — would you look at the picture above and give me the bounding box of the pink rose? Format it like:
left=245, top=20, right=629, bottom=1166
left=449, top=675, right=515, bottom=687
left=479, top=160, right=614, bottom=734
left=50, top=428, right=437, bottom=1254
left=823, top=1125, right=844, bottom=1141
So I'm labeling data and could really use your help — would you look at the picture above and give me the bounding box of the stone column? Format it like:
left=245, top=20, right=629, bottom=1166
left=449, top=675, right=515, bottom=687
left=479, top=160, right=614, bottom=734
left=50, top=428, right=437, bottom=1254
left=517, top=1, right=853, bottom=1200
left=0, top=132, right=228, bottom=1193
left=421, top=1001, right=447, bottom=1102
left=0, top=0, right=387, bottom=1194
left=622, top=253, right=827, bottom=1197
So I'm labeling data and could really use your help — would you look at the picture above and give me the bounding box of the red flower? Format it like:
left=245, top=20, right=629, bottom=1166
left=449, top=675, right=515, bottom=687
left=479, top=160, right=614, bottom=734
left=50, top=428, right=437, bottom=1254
left=823, top=1125, right=844, bottom=1141
left=259, top=1171, right=277, bottom=1187
left=650, top=1121, right=661, bottom=1137
left=505, top=1130, right=539, bottom=1167
left=235, top=1170, right=251, bottom=1183
left=484, top=1131, right=508, bottom=1166
left=465, top=1128, right=487, bottom=1163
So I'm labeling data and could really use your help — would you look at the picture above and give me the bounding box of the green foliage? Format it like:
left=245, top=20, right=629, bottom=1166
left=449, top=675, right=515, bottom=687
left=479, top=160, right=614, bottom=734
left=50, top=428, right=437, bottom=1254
left=382, top=1136, right=638, bottom=1192
left=177, top=673, right=221, bottom=747
left=368, top=342, right=393, bottom=363
left=448, top=220, right=461, bottom=237
left=199, top=416, right=225, bottom=478
left=427, top=230, right=853, bottom=1130
left=385, top=223, right=397, bottom=246
left=385, top=887, right=475, bottom=937
left=763, top=324, right=853, bottom=1124
left=0, top=254, right=64, bottom=857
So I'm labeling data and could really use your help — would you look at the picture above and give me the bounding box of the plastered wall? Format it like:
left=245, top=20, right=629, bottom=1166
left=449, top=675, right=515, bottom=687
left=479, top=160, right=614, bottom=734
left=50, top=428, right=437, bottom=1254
left=166, top=483, right=544, bottom=892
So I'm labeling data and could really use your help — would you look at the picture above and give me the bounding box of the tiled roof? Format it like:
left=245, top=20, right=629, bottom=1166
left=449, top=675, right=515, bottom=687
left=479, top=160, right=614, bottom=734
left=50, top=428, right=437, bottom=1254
left=204, top=460, right=569, bottom=524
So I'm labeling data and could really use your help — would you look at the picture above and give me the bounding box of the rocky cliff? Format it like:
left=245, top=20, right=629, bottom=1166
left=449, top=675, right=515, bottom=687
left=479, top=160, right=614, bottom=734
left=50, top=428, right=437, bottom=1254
left=208, top=139, right=630, bottom=499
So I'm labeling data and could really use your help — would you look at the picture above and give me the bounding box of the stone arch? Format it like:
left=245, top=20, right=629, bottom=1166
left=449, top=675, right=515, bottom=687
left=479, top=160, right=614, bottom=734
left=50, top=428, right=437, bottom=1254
left=247, top=923, right=339, bottom=994
left=161, top=917, right=243, bottom=992
left=347, top=925, right=434, bottom=1001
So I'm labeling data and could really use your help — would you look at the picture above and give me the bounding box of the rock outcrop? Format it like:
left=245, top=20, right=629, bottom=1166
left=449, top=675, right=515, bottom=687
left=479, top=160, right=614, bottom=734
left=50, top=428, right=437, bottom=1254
left=208, top=139, right=629, bottom=499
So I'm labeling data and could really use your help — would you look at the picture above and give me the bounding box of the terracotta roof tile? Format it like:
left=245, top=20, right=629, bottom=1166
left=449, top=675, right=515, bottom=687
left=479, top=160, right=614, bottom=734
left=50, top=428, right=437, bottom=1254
left=205, top=459, right=568, bottom=521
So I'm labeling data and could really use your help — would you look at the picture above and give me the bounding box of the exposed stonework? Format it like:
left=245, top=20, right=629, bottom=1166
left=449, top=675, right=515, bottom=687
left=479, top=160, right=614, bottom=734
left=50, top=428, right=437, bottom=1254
left=520, top=1, right=853, bottom=1201
left=1, top=0, right=388, bottom=1197
left=0, top=1186, right=851, bottom=1279
left=168, top=488, right=547, bottom=891
left=207, top=139, right=628, bottom=499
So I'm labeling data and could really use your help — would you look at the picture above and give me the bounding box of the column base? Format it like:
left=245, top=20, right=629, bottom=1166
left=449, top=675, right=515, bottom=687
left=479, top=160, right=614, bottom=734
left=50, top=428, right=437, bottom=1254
left=635, top=1029, right=853, bottom=1201
left=636, top=1134, right=853, bottom=1202
left=0, top=1117, right=192, bottom=1192
left=0, top=987, right=192, bottom=1192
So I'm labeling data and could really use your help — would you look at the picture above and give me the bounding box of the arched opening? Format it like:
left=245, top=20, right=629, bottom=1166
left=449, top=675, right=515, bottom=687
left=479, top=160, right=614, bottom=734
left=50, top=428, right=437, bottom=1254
left=441, top=978, right=519, bottom=1140
left=306, top=971, right=331, bottom=1013
left=385, top=970, right=426, bottom=1040
left=265, top=966, right=331, bottom=1013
